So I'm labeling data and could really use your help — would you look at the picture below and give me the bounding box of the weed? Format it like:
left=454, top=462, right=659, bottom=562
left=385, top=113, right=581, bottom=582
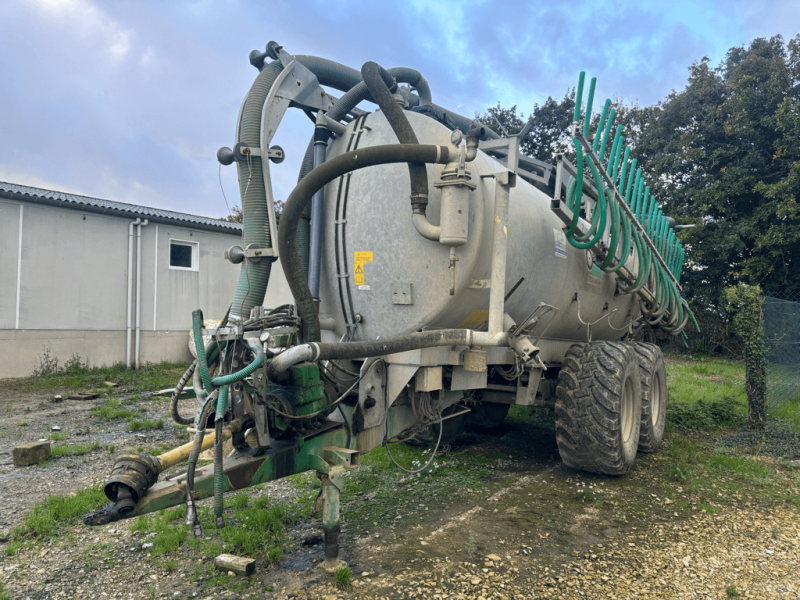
left=137, top=446, right=145, bottom=453
left=18, top=360, right=187, bottom=394
left=0, top=582, right=9, bottom=600
left=772, top=527, right=780, bottom=539
left=146, top=586, right=157, bottom=599
left=48, top=432, right=67, bottom=441
left=5, top=541, right=22, bottom=556
left=91, top=399, right=135, bottom=421
left=106, top=445, right=116, bottom=454
left=128, top=418, right=164, bottom=432
left=575, top=486, right=596, bottom=503
left=164, top=559, right=176, bottom=572
left=51, top=442, right=99, bottom=458
left=267, top=547, right=282, bottom=563
left=15, top=487, right=107, bottom=538
left=20, top=421, right=27, bottom=426
left=466, top=533, right=477, bottom=559
left=667, top=396, right=744, bottom=430
left=32, top=346, right=60, bottom=377
left=334, top=566, right=352, bottom=590
left=726, top=584, right=739, bottom=598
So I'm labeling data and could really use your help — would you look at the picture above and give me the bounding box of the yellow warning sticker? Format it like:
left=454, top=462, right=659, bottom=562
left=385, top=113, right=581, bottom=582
left=353, top=251, right=373, bottom=286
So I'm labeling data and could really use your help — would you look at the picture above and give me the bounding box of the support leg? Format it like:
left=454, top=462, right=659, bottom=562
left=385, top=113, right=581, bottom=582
left=319, top=466, right=347, bottom=572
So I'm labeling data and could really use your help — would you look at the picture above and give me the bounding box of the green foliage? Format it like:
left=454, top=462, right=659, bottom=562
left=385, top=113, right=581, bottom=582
left=128, top=418, right=164, bottom=432
left=667, top=397, right=744, bottom=430
left=724, top=284, right=768, bottom=428
left=51, top=442, right=99, bottom=458
left=13, top=356, right=188, bottom=393
left=334, top=566, right=353, bottom=590
left=632, top=36, right=800, bottom=303
left=91, top=399, right=135, bottom=420
left=15, top=487, right=107, bottom=538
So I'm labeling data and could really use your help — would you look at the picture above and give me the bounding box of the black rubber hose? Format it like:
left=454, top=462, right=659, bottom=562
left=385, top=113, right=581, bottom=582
left=294, top=54, right=492, bottom=139
left=361, top=61, right=430, bottom=213
left=279, top=143, right=452, bottom=343
left=170, top=360, right=197, bottom=425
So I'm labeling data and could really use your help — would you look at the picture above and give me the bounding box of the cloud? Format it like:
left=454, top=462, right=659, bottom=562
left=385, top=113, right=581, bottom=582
left=0, top=0, right=796, bottom=220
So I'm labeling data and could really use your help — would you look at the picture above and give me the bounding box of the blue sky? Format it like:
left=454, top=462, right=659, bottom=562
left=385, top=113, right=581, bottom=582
left=0, top=0, right=797, bottom=219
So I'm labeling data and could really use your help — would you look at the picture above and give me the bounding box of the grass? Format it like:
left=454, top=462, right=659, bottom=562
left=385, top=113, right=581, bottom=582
left=128, top=418, right=164, bottom=432
left=51, top=442, right=99, bottom=458
left=13, top=487, right=107, bottom=538
left=128, top=494, right=288, bottom=562
left=334, top=566, right=353, bottom=590
left=5, top=356, right=187, bottom=394
left=91, top=399, right=136, bottom=420
left=665, top=356, right=748, bottom=429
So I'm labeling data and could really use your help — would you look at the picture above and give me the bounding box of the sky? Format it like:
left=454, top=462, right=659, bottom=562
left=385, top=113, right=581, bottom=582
left=0, top=0, right=798, bottom=220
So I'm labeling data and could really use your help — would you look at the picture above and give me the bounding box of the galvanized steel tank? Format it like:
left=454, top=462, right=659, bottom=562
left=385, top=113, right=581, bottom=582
left=318, top=111, right=640, bottom=347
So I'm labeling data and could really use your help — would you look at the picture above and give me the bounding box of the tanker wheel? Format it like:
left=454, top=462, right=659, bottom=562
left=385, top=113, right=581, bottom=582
left=467, top=401, right=510, bottom=430
left=554, top=341, right=642, bottom=475
left=404, top=404, right=468, bottom=447
left=630, top=342, right=667, bottom=453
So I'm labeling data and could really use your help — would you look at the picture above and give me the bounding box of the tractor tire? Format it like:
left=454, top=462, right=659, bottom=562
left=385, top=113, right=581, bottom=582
left=554, top=342, right=642, bottom=475
left=630, top=342, right=668, bottom=453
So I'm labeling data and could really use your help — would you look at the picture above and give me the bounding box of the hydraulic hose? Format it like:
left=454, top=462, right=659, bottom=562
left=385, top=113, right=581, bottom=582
left=214, top=384, right=229, bottom=528
left=230, top=61, right=283, bottom=320
left=361, top=61, right=430, bottom=216
left=192, top=311, right=214, bottom=396
left=279, top=143, right=453, bottom=344
left=170, top=360, right=196, bottom=425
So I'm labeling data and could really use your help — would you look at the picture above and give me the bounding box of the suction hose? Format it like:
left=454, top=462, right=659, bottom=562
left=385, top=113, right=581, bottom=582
left=279, top=143, right=453, bottom=343
left=230, top=60, right=284, bottom=320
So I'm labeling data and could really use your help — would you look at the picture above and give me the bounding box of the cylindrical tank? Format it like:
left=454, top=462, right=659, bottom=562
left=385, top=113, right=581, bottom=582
left=318, top=111, right=640, bottom=346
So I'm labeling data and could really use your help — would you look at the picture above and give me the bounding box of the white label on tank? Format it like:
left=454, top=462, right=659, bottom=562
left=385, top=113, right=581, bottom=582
left=358, top=285, right=371, bottom=291
left=554, top=228, right=567, bottom=259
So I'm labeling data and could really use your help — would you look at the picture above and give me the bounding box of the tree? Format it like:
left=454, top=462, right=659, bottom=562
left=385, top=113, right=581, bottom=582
left=477, top=88, right=577, bottom=163
left=631, top=35, right=800, bottom=305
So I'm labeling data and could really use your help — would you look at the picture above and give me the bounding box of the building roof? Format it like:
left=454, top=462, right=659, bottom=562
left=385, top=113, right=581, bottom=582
left=0, top=181, right=242, bottom=234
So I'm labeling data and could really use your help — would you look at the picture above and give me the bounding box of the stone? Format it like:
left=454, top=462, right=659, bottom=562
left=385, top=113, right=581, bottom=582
left=13, top=441, right=51, bottom=466
left=215, top=554, right=255, bottom=576
left=52, top=395, right=63, bottom=403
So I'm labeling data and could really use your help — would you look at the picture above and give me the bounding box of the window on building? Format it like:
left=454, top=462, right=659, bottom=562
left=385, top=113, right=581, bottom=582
left=169, top=240, right=198, bottom=271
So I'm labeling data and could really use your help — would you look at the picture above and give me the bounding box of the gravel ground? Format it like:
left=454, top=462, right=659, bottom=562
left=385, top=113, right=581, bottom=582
left=1, top=384, right=799, bottom=600
left=294, top=505, right=799, bottom=600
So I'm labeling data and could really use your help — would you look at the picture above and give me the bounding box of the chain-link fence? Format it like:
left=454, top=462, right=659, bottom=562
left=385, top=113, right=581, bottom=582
left=763, top=291, right=800, bottom=412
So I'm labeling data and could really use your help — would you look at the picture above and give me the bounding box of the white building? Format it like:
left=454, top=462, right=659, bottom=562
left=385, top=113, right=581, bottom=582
left=0, top=182, right=290, bottom=378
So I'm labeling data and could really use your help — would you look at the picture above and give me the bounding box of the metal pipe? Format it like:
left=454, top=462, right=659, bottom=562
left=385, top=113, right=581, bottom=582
left=126, top=218, right=141, bottom=368
left=308, top=111, right=329, bottom=300
left=488, top=175, right=512, bottom=337
left=135, top=219, right=149, bottom=369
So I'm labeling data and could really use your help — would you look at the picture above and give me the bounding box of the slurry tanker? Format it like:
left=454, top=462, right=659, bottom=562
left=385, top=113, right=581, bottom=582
left=86, top=42, right=697, bottom=570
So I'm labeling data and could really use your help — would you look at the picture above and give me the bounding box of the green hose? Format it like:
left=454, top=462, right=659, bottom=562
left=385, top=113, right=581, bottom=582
left=212, top=345, right=263, bottom=386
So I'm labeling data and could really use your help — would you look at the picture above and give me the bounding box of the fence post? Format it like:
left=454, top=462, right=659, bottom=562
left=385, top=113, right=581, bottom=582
left=723, top=284, right=767, bottom=429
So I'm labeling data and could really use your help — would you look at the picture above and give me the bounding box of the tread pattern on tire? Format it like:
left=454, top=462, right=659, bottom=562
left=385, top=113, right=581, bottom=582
left=630, top=342, right=667, bottom=453
left=554, top=341, right=642, bottom=475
